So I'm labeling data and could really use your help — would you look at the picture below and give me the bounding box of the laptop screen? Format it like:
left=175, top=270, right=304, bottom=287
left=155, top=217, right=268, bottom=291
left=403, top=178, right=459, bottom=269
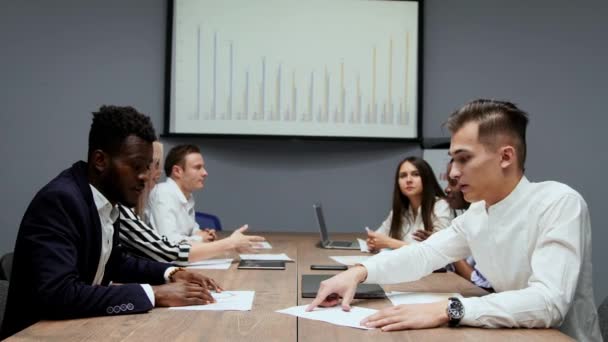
left=313, top=203, right=330, bottom=243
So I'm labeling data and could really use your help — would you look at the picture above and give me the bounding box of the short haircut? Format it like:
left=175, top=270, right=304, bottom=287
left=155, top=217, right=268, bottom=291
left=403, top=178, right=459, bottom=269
left=88, top=105, right=156, bottom=157
left=446, top=99, right=529, bottom=170
left=164, top=144, right=201, bottom=177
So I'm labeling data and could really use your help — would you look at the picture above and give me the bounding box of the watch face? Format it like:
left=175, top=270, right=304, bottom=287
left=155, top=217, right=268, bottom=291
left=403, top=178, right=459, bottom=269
left=448, top=298, right=465, bottom=320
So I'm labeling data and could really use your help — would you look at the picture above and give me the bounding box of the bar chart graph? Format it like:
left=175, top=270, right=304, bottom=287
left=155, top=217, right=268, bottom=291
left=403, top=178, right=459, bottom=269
left=171, top=0, right=419, bottom=138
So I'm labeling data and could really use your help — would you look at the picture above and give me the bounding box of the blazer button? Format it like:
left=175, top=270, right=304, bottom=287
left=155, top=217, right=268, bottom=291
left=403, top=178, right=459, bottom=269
left=127, top=303, right=134, bottom=310
left=114, top=305, right=121, bottom=313
left=107, top=306, right=114, bottom=314
left=120, top=304, right=127, bottom=311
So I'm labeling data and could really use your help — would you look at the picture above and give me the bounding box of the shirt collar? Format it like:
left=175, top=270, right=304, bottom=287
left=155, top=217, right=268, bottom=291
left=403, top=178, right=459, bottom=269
left=487, top=176, right=530, bottom=214
left=89, top=184, right=119, bottom=223
left=167, top=177, right=189, bottom=205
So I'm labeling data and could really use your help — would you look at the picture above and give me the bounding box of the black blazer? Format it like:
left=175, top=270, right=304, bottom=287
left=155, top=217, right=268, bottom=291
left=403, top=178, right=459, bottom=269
left=1, top=161, right=171, bottom=338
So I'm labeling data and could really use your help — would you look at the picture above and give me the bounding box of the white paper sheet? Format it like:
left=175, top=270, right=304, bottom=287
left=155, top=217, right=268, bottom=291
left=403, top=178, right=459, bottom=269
left=186, top=258, right=233, bottom=270
left=239, top=253, right=292, bottom=261
left=252, top=241, right=272, bottom=249
left=276, top=305, right=377, bottom=330
left=169, top=291, right=255, bottom=311
left=357, top=238, right=369, bottom=253
left=329, top=255, right=370, bottom=266
left=386, top=291, right=463, bottom=306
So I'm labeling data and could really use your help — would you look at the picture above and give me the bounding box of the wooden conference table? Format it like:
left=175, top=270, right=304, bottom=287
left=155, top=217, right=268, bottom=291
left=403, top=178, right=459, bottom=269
left=8, top=233, right=572, bottom=341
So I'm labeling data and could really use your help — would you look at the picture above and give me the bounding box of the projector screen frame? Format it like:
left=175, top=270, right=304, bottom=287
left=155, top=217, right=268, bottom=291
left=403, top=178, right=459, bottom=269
left=163, top=0, right=424, bottom=143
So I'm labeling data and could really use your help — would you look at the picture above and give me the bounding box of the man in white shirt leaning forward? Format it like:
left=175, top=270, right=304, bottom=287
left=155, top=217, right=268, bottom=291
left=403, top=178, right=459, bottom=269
left=307, top=99, right=601, bottom=342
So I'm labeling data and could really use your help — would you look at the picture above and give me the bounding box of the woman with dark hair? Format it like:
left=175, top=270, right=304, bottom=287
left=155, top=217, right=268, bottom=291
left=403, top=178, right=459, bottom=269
left=366, top=156, right=452, bottom=252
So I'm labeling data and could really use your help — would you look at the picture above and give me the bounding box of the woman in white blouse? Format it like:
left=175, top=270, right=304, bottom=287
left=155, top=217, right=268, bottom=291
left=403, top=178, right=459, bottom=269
left=366, top=156, right=452, bottom=252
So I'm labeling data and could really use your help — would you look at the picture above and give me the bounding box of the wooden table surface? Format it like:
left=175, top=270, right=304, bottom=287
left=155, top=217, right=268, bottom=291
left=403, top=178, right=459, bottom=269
left=7, top=233, right=573, bottom=341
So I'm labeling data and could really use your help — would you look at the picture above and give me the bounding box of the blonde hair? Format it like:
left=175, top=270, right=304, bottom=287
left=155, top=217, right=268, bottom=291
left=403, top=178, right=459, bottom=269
left=135, top=141, right=164, bottom=217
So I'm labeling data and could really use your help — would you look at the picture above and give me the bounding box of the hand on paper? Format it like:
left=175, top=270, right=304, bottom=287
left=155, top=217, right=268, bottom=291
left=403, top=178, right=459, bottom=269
left=171, top=269, right=223, bottom=292
left=153, top=282, right=216, bottom=307
left=360, top=301, right=449, bottom=331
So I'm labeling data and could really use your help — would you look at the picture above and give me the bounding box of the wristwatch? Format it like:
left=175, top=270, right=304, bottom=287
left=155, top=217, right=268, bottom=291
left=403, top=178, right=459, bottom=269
left=446, top=297, right=465, bottom=327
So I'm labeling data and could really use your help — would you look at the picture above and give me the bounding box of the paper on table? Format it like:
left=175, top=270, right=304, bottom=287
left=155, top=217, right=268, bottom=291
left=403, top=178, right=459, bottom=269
left=170, top=291, right=255, bottom=311
left=357, top=238, right=369, bottom=253
left=276, top=305, right=376, bottom=330
left=329, top=255, right=370, bottom=266
left=252, top=241, right=272, bottom=249
left=239, top=253, right=292, bottom=261
left=186, top=258, right=233, bottom=270
left=386, top=291, right=463, bottom=306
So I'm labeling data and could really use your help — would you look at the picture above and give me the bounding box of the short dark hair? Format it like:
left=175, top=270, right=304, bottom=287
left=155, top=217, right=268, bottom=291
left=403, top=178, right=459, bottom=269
left=88, top=105, right=156, bottom=157
left=446, top=99, right=529, bottom=170
left=164, top=144, right=201, bottom=177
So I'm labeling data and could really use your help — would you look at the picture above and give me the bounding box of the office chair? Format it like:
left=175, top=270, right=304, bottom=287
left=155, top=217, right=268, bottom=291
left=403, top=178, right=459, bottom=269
left=0, top=280, right=8, bottom=329
left=195, top=212, right=222, bottom=231
left=600, top=296, right=608, bottom=342
left=0, top=252, right=13, bottom=281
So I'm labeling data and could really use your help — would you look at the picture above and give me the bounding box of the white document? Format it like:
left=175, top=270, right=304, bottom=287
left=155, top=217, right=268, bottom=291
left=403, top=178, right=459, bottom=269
left=252, top=241, right=272, bottom=249
left=276, top=305, right=377, bottom=330
left=357, top=238, right=369, bottom=253
left=387, top=291, right=463, bottom=306
left=186, top=258, right=233, bottom=270
left=170, top=291, right=255, bottom=311
left=329, top=255, right=370, bottom=266
left=239, top=253, right=292, bottom=261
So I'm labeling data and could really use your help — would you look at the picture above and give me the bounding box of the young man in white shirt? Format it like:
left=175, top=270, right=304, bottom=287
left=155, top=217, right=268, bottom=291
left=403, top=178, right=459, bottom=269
left=307, top=99, right=601, bottom=341
left=147, top=144, right=264, bottom=251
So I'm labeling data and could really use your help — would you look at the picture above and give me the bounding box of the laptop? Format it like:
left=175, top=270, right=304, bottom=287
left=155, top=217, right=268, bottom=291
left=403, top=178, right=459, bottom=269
left=301, top=274, right=386, bottom=299
left=313, top=203, right=359, bottom=250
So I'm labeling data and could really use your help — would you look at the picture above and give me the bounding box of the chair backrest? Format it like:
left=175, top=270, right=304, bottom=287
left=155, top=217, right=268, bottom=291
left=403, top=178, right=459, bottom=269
left=0, top=253, right=13, bottom=281
left=600, top=296, right=608, bottom=342
left=0, top=280, right=8, bottom=331
left=195, top=212, right=222, bottom=231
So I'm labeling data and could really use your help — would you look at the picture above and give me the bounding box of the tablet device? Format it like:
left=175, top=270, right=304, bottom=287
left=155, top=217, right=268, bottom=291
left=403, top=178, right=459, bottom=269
left=301, top=274, right=386, bottom=298
left=237, top=260, right=286, bottom=270
left=310, top=265, right=348, bottom=271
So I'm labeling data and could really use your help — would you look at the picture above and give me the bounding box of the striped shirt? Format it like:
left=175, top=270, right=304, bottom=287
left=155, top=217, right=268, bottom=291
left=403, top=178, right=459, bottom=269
left=118, top=205, right=191, bottom=266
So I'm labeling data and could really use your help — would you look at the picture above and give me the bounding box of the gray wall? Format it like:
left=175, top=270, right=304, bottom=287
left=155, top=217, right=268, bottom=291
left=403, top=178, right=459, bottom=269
left=1, top=0, right=606, bottom=303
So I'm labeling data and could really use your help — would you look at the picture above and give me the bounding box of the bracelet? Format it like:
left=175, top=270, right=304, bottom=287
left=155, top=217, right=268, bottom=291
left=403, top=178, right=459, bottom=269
left=168, top=267, right=186, bottom=282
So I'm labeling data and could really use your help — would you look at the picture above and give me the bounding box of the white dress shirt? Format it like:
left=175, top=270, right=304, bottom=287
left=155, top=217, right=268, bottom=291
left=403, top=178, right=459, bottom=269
left=361, top=177, right=601, bottom=341
left=90, top=185, right=155, bottom=305
left=146, top=177, right=200, bottom=244
left=375, top=198, right=452, bottom=244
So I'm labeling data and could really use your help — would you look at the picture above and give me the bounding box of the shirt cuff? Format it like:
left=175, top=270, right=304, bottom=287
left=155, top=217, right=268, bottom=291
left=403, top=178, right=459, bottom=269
left=140, top=284, right=155, bottom=306
left=459, top=296, right=484, bottom=326
left=360, top=260, right=379, bottom=284
left=164, top=266, right=179, bottom=282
